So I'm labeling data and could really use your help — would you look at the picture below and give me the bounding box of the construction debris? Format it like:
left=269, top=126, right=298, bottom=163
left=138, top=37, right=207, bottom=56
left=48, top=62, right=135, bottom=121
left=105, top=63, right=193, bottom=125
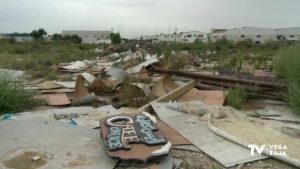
left=151, top=102, right=267, bottom=167
left=3, top=44, right=299, bottom=169
left=208, top=106, right=300, bottom=168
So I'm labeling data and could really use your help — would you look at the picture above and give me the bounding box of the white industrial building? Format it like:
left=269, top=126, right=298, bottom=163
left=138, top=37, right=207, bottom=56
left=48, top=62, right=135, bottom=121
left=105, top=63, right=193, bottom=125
left=210, top=29, right=227, bottom=42
left=62, top=30, right=112, bottom=44
left=275, top=27, right=300, bottom=41
left=158, top=33, right=181, bottom=42
left=223, top=27, right=277, bottom=44
left=142, top=31, right=208, bottom=43
left=211, top=27, right=300, bottom=44
left=181, top=31, right=208, bottom=43
left=142, top=27, right=300, bottom=44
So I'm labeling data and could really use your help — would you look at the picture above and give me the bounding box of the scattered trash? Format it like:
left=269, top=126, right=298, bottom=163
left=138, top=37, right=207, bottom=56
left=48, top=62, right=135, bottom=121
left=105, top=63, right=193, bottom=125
left=2, top=43, right=298, bottom=169
left=72, top=92, right=97, bottom=106
left=208, top=106, right=300, bottom=168
left=151, top=102, right=267, bottom=167
left=32, top=156, right=41, bottom=161
left=105, top=67, right=128, bottom=84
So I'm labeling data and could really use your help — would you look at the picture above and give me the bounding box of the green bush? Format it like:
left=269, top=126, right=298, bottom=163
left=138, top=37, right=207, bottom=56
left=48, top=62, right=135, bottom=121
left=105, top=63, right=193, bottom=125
left=226, top=86, right=247, bottom=110
left=0, top=72, right=44, bottom=114
left=274, top=44, right=300, bottom=113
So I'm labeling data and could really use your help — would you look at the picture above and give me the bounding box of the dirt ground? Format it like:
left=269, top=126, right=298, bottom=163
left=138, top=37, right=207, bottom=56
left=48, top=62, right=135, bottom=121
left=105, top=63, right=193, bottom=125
left=114, top=147, right=297, bottom=169
left=171, top=149, right=297, bottom=169
left=2, top=151, right=47, bottom=169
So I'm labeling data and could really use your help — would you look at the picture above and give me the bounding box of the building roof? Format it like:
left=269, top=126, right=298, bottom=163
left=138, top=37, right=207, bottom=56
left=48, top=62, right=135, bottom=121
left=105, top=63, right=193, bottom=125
left=225, top=27, right=276, bottom=35
left=5, top=33, right=31, bottom=37
left=275, top=27, right=300, bottom=34
left=182, top=31, right=207, bottom=34
left=211, top=29, right=227, bottom=34
left=62, top=30, right=112, bottom=35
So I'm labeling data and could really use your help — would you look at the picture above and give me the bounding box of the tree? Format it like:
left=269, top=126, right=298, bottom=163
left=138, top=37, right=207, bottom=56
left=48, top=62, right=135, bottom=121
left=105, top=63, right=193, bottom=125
left=114, top=33, right=121, bottom=44
left=30, top=28, right=47, bottom=39
left=52, top=33, right=62, bottom=40
left=62, top=35, right=82, bottom=44
left=110, top=33, right=121, bottom=44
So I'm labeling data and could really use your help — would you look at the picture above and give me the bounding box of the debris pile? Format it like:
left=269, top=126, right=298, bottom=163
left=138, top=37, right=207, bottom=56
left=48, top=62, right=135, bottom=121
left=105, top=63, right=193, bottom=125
left=1, top=44, right=299, bottom=169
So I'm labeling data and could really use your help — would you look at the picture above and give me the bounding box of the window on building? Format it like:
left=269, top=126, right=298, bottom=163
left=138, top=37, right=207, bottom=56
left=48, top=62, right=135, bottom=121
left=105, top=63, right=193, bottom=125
left=241, top=35, right=245, bottom=38
left=198, top=35, right=203, bottom=38
left=186, top=34, right=192, bottom=38
left=290, top=35, right=295, bottom=38
left=277, top=35, right=282, bottom=40
left=257, top=35, right=261, bottom=38
left=255, top=41, right=261, bottom=45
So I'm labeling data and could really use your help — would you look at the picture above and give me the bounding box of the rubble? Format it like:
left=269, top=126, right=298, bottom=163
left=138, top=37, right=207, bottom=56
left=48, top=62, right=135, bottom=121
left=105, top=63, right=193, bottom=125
left=2, top=45, right=299, bottom=169
left=151, top=102, right=267, bottom=167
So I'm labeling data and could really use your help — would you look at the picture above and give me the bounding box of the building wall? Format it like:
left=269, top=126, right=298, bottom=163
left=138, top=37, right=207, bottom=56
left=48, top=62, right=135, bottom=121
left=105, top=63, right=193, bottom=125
left=276, top=27, right=300, bottom=41
left=14, top=36, right=34, bottom=42
left=62, top=30, right=112, bottom=44
left=223, top=27, right=277, bottom=44
left=158, top=33, right=181, bottom=42
left=181, top=31, right=208, bottom=43
left=210, top=29, right=227, bottom=42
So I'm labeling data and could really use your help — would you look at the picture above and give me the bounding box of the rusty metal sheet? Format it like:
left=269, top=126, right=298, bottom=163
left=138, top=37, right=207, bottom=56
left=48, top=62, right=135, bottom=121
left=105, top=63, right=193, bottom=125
left=177, top=89, right=225, bottom=106
left=92, top=78, right=116, bottom=94
left=38, top=93, right=71, bottom=106
left=100, top=114, right=170, bottom=161
left=156, top=120, right=191, bottom=145
left=74, top=75, right=89, bottom=98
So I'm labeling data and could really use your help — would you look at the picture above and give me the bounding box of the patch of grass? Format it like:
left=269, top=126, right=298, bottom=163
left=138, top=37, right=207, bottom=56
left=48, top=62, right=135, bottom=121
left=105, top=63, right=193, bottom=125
left=274, top=43, right=300, bottom=114
left=0, top=72, right=45, bottom=114
left=226, top=86, right=247, bottom=110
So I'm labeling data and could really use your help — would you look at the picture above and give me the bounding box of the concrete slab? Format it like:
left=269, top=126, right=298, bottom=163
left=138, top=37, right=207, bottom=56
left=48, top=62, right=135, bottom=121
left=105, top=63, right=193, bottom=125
left=151, top=102, right=267, bottom=168
left=0, top=117, right=117, bottom=169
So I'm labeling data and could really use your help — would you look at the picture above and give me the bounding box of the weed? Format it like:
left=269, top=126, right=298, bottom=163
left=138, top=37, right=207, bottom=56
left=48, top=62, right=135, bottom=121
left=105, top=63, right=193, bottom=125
left=274, top=43, right=300, bottom=114
left=0, top=71, right=45, bottom=114
left=226, top=86, right=247, bottom=110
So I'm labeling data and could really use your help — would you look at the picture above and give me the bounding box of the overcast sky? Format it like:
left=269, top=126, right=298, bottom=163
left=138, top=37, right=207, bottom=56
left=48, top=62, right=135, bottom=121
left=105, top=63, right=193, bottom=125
left=0, top=0, right=299, bottom=38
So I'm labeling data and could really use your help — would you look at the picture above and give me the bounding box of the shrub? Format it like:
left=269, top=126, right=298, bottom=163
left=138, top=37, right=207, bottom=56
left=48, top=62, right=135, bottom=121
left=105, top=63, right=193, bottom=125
left=0, top=71, right=44, bottom=114
left=226, top=86, right=247, bottom=110
left=273, top=44, right=300, bottom=114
